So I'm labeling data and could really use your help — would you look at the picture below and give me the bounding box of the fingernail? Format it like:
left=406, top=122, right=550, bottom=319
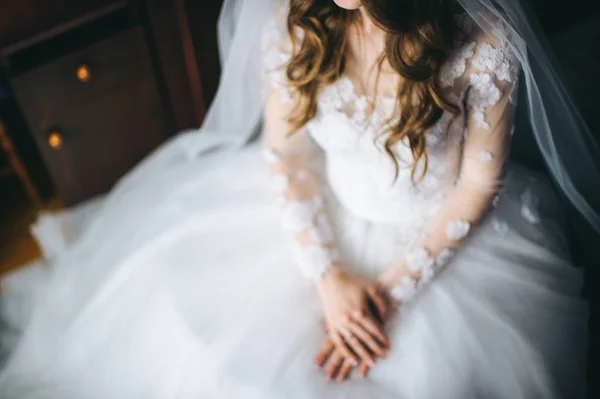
left=368, top=360, right=375, bottom=367
left=352, top=359, right=358, bottom=366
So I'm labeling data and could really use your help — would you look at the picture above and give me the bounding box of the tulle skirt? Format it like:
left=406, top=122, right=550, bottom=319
left=0, top=142, right=588, bottom=398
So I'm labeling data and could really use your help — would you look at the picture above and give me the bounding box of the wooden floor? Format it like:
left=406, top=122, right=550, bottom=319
left=0, top=179, right=60, bottom=277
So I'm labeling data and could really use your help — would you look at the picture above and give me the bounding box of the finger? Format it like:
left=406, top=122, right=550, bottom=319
left=331, top=332, right=358, bottom=365
left=341, top=328, right=375, bottom=367
left=315, top=339, right=335, bottom=367
left=349, top=323, right=387, bottom=358
left=352, top=314, right=389, bottom=347
left=325, top=350, right=344, bottom=380
left=358, top=360, right=371, bottom=378
left=336, top=358, right=355, bottom=382
left=367, top=286, right=389, bottom=322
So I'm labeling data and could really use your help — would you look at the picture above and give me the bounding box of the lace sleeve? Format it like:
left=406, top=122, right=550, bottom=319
left=388, top=25, right=520, bottom=302
left=261, top=8, right=341, bottom=280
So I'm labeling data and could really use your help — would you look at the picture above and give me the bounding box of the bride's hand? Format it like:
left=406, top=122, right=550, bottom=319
left=315, top=278, right=394, bottom=381
left=316, top=335, right=376, bottom=381
left=316, top=267, right=391, bottom=368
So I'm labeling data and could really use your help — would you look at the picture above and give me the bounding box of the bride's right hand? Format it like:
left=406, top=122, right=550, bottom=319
left=316, top=266, right=391, bottom=367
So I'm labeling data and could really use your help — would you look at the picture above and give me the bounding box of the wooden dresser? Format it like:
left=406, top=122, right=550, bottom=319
left=0, top=0, right=223, bottom=206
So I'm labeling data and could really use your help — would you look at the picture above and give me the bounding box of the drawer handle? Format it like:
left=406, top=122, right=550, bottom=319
left=76, top=64, right=92, bottom=83
left=47, top=130, right=64, bottom=150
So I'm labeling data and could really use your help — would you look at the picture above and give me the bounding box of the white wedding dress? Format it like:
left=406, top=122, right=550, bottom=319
left=0, top=5, right=588, bottom=399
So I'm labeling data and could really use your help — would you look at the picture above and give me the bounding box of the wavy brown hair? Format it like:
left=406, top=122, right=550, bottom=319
left=285, top=0, right=462, bottom=182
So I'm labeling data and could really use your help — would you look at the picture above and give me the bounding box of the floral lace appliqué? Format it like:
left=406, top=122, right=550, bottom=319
left=471, top=42, right=518, bottom=83
left=405, top=247, right=436, bottom=273
left=264, top=149, right=340, bottom=280
left=390, top=276, right=419, bottom=303
left=439, top=42, right=477, bottom=88
left=446, top=220, right=471, bottom=241
left=479, top=151, right=493, bottom=162
left=436, top=249, right=455, bottom=266
left=468, top=73, right=502, bottom=130
left=262, top=6, right=297, bottom=102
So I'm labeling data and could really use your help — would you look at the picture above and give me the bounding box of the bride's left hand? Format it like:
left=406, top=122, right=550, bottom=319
left=316, top=339, right=374, bottom=380
left=316, top=289, right=394, bottom=381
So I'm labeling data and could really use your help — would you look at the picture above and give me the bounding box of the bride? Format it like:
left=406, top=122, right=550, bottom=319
left=0, top=0, right=597, bottom=397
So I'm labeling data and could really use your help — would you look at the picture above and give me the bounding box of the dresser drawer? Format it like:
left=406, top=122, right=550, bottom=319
left=10, top=27, right=171, bottom=205
left=11, top=26, right=149, bottom=115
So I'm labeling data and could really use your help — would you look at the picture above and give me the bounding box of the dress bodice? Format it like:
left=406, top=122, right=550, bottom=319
left=305, top=75, right=464, bottom=226
left=261, top=3, right=519, bottom=279
left=260, top=3, right=521, bottom=232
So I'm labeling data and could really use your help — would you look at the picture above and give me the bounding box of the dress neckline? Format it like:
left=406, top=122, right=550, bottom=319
left=336, top=75, right=398, bottom=103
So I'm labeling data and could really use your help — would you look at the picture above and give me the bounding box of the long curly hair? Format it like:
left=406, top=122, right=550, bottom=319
left=285, top=0, right=462, bottom=182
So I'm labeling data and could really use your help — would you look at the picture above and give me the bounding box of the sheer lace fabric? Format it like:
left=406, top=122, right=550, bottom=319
left=262, top=10, right=340, bottom=279
left=262, top=8, right=520, bottom=293
left=392, top=23, right=520, bottom=301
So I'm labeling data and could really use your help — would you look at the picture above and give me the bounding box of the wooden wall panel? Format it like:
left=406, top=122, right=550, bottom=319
left=144, top=0, right=199, bottom=130
left=184, top=0, right=224, bottom=110
left=0, top=0, right=126, bottom=55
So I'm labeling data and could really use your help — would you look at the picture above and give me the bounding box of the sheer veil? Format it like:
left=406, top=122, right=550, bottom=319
left=456, top=0, right=600, bottom=233
left=63, top=0, right=600, bottom=241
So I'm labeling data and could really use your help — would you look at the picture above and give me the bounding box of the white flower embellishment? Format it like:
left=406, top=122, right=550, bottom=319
left=406, top=247, right=436, bottom=273
left=293, top=244, right=340, bottom=279
left=521, top=206, right=540, bottom=225
left=479, top=151, right=493, bottom=162
left=471, top=42, right=517, bottom=83
left=280, top=200, right=319, bottom=231
left=308, top=214, right=335, bottom=244
left=390, top=276, right=418, bottom=303
left=439, top=41, right=476, bottom=88
left=492, top=218, right=509, bottom=234
left=492, top=194, right=501, bottom=207
left=263, top=148, right=280, bottom=164
left=520, top=191, right=541, bottom=224
left=447, top=220, right=471, bottom=241
left=437, top=248, right=455, bottom=266
left=418, top=266, right=436, bottom=288
left=468, top=73, right=502, bottom=130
